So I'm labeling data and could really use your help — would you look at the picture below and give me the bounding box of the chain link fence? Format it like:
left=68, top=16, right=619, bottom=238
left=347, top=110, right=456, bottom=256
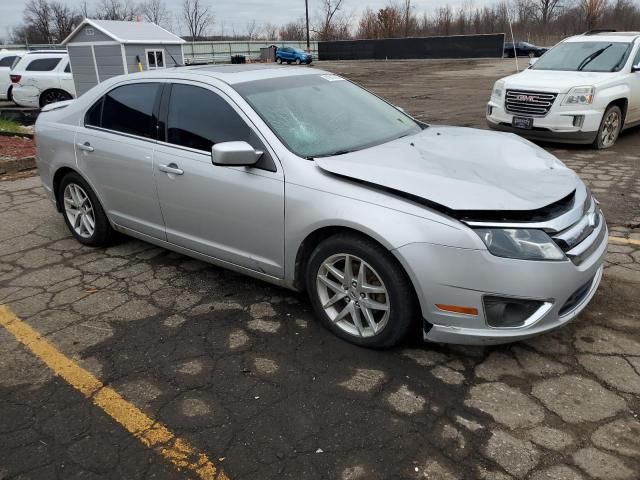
left=2, top=41, right=319, bottom=64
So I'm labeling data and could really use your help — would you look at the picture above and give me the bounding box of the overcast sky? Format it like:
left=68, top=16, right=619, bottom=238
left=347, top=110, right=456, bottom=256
left=1, top=0, right=493, bottom=42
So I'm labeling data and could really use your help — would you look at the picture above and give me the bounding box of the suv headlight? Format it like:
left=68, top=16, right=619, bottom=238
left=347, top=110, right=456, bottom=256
left=491, top=81, right=505, bottom=102
left=563, top=86, right=594, bottom=105
left=475, top=229, right=566, bottom=261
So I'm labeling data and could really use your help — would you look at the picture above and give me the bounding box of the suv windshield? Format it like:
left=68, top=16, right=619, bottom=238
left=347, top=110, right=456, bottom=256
left=234, top=74, right=422, bottom=158
left=531, top=41, right=631, bottom=72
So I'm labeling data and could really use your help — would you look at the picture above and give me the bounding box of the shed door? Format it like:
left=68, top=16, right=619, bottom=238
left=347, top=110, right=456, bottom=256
left=94, top=45, right=125, bottom=82
left=67, top=46, right=97, bottom=96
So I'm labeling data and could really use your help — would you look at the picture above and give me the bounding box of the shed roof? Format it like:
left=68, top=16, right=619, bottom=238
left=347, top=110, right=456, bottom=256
left=62, top=19, right=185, bottom=45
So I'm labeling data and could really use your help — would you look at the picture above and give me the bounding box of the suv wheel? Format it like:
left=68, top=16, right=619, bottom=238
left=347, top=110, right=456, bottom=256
left=276, top=57, right=282, bottom=64
left=58, top=172, right=115, bottom=247
left=594, top=105, right=622, bottom=149
left=295, top=58, right=301, bottom=65
left=306, top=233, right=418, bottom=348
left=40, top=89, right=72, bottom=107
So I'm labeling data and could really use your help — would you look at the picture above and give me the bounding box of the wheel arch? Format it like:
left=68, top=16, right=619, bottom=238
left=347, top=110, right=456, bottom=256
left=39, top=88, right=73, bottom=108
left=52, top=166, right=79, bottom=212
left=607, top=97, right=628, bottom=127
left=293, top=226, right=420, bottom=304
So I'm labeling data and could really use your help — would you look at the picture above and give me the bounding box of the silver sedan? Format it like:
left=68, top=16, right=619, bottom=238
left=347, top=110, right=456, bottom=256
left=34, top=65, right=607, bottom=348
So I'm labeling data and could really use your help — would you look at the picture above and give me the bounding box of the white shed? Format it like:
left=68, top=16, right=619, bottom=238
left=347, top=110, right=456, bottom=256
left=61, top=19, right=185, bottom=96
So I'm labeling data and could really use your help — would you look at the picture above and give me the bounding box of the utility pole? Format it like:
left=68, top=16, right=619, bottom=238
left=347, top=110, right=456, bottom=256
left=305, top=0, right=310, bottom=51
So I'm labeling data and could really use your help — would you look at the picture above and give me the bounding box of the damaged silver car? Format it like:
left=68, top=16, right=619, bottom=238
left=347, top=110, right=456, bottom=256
left=35, top=65, right=607, bottom=348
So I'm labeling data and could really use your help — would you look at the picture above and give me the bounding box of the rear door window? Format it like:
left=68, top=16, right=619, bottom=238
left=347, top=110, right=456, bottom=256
left=100, top=83, right=161, bottom=139
left=26, top=57, right=62, bottom=71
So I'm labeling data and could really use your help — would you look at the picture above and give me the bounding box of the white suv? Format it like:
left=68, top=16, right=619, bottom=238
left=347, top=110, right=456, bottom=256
left=0, top=49, right=26, bottom=101
left=10, top=50, right=76, bottom=108
left=487, top=31, right=640, bottom=148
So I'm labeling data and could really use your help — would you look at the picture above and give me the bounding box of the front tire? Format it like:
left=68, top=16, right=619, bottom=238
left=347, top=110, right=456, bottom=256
left=594, top=105, right=622, bottom=149
left=276, top=57, right=282, bottom=64
left=306, top=233, right=418, bottom=348
left=296, top=58, right=301, bottom=65
left=58, top=172, right=115, bottom=247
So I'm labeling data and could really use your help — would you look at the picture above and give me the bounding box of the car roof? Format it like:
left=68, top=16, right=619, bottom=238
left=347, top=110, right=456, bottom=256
left=121, top=64, right=330, bottom=85
left=565, top=31, right=640, bottom=43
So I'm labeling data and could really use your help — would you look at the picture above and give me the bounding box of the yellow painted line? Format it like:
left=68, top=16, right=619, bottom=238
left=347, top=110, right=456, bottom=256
left=608, top=236, right=640, bottom=247
left=0, top=305, right=228, bottom=480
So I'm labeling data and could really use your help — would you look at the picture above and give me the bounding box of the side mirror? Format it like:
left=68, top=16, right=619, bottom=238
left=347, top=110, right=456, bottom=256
left=212, top=141, right=263, bottom=167
left=632, top=64, right=640, bottom=73
left=528, top=57, right=539, bottom=67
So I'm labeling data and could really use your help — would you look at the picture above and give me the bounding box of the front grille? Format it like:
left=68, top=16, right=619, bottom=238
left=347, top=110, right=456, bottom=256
left=505, top=90, right=557, bottom=117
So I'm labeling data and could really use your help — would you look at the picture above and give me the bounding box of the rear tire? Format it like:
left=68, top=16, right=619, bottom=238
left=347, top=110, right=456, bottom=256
left=593, top=105, right=622, bottom=149
left=39, top=89, right=72, bottom=108
left=306, top=233, right=418, bottom=348
left=58, top=172, right=115, bottom=247
left=276, top=57, right=282, bottom=64
left=7, top=85, right=13, bottom=102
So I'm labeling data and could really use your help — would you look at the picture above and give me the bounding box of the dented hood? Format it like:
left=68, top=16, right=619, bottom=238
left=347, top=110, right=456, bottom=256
left=314, top=126, right=579, bottom=212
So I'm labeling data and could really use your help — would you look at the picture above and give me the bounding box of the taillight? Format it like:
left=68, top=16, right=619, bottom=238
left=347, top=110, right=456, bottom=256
left=10, top=74, right=21, bottom=83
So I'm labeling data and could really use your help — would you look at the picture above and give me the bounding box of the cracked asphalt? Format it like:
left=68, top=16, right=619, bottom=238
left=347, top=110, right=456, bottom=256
left=1, top=59, right=640, bottom=480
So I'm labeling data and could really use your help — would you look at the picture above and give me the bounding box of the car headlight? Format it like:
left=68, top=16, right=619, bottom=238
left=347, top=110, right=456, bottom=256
left=491, top=81, right=505, bottom=102
left=562, top=86, right=594, bottom=105
left=475, top=229, right=566, bottom=261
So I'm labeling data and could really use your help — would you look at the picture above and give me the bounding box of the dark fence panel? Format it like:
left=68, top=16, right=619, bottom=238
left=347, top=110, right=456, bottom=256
left=319, top=34, right=505, bottom=60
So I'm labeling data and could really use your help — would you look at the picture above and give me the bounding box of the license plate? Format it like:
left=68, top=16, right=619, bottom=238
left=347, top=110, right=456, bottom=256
left=512, top=116, right=533, bottom=129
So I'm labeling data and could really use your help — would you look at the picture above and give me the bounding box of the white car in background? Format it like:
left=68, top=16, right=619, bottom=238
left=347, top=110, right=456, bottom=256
left=487, top=31, right=640, bottom=149
left=10, top=50, right=76, bottom=108
left=0, top=49, right=26, bottom=101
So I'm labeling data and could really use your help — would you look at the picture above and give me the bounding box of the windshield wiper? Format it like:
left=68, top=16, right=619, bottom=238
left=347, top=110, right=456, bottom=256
left=311, top=149, right=358, bottom=159
left=577, top=44, right=612, bottom=71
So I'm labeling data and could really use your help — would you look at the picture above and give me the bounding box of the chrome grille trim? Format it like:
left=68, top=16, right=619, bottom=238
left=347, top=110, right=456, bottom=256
left=505, top=90, right=558, bottom=117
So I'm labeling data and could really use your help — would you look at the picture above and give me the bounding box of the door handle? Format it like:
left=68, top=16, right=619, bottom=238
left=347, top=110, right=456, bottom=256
left=159, top=163, right=184, bottom=175
left=76, top=142, right=94, bottom=152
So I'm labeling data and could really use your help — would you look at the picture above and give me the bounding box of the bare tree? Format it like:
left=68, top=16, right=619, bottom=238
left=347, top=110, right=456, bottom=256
left=536, top=0, right=562, bottom=28
left=279, top=20, right=305, bottom=40
left=140, top=0, right=171, bottom=28
left=50, top=1, right=78, bottom=41
left=314, top=0, right=348, bottom=41
left=181, top=0, right=212, bottom=40
left=94, top=0, right=139, bottom=21
left=262, top=22, right=278, bottom=40
left=24, top=0, right=52, bottom=43
left=245, top=19, right=258, bottom=40
left=581, top=0, right=607, bottom=29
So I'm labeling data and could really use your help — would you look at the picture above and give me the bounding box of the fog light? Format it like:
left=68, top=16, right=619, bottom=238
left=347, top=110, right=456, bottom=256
left=573, top=115, right=585, bottom=127
left=483, top=296, right=544, bottom=328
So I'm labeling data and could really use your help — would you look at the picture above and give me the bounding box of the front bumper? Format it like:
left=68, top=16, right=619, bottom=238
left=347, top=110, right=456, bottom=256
left=11, top=85, right=40, bottom=108
left=486, top=100, right=602, bottom=144
left=394, top=216, right=608, bottom=345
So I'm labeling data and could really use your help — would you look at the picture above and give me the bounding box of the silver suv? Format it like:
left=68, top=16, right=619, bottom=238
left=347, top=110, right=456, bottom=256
left=35, top=65, right=607, bottom=348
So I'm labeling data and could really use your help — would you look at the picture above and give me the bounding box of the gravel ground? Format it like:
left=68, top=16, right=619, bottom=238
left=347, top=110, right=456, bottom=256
left=0, top=59, right=639, bottom=480
left=0, top=135, right=35, bottom=160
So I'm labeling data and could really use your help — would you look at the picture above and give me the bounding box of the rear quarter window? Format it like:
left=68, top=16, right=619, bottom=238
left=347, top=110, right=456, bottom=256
left=0, top=56, right=17, bottom=67
left=26, top=58, right=62, bottom=71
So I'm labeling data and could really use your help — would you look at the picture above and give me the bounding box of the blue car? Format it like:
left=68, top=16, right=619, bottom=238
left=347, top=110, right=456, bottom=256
left=276, top=47, right=312, bottom=65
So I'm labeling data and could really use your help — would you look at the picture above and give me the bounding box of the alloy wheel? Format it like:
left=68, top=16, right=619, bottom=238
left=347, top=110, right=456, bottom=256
left=63, top=183, right=95, bottom=238
left=42, top=90, right=69, bottom=106
left=316, top=253, right=390, bottom=338
left=601, top=110, right=620, bottom=148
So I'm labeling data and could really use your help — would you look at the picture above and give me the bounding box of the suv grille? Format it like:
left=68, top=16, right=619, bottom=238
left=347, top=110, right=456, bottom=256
left=505, top=90, right=557, bottom=117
